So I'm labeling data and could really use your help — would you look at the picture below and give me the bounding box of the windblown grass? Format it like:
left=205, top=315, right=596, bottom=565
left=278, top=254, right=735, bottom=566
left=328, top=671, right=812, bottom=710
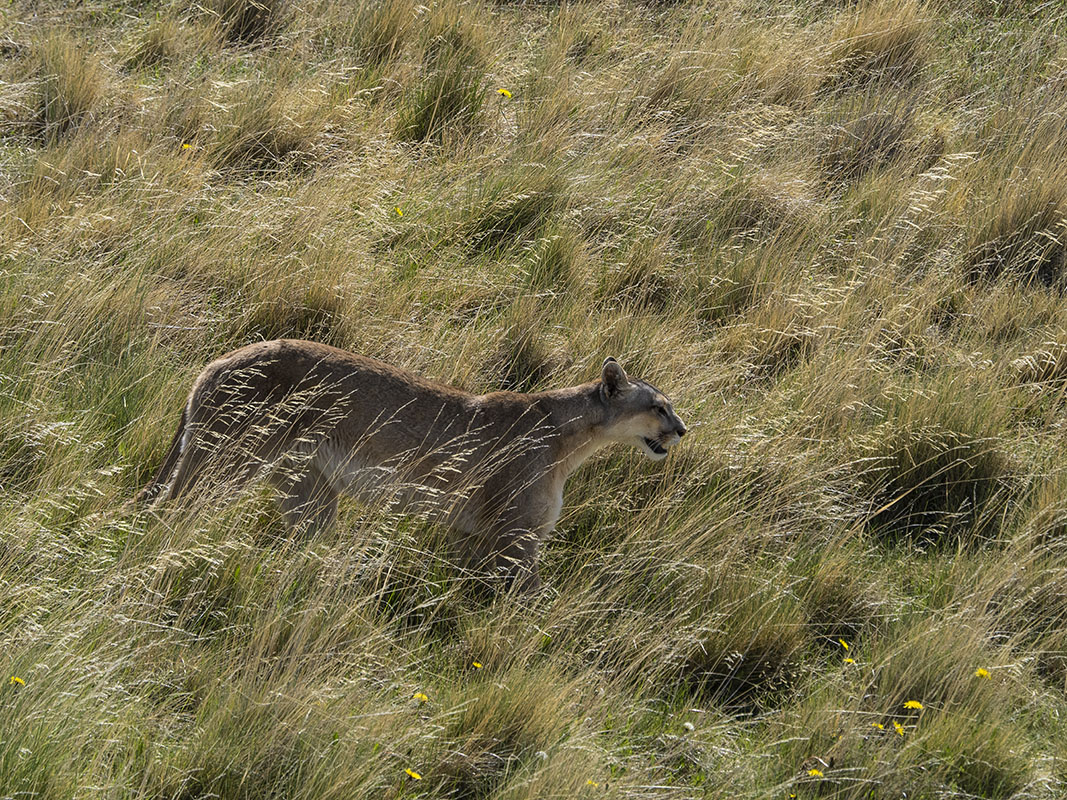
left=396, top=7, right=487, bottom=142
left=25, top=34, right=105, bottom=141
left=824, top=0, right=931, bottom=90
left=968, top=176, right=1067, bottom=289
left=200, top=0, right=290, bottom=44
left=2, top=0, right=1067, bottom=798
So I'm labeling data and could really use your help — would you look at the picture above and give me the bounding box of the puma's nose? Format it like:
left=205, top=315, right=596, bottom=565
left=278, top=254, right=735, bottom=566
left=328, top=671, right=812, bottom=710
left=676, top=424, right=687, bottom=438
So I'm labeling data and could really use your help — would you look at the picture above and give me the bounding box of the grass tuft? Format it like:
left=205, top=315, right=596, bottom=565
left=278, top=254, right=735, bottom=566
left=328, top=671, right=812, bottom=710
left=464, top=169, right=570, bottom=253
left=158, top=82, right=208, bottom=144
left=200, top=0, right=288, bottom=45
left=524, top=224, right=585, bottom=294
left=210, top=83, right=323, bottom=173
left=238, top=285, right=348, bottom=344
left=816, top=100, right=920, bottom=186
left=680, top=578, right=807, bottom=709
left=857, top=420, right=1014, bottom=545
left=718, top=296, right=818, bottom=380
left=0, top=417, right=47, bottom=494
left=28, top=35, right=105, bottom=141
left=967, top=178, right=1067, bottom=289
left=863, top=615, right=1029, bottom=795
left=397, top=13, right=486, bottom=142
left=348, top=0, right=415, bottom=67
left=123, top=17, right=188, bottom=70
left=801, top=551, right=885, bottom=645
left=490, top=300, right=566, bottom=392
left=824, top=0, right=930, bottom=89
left=597, top=236, right=678, bottom=312
left=1010, top=336, right=1067, bottom=387
left=710, top=175, right=809, bottom=243
left=430, top=673, right=572, bottom=799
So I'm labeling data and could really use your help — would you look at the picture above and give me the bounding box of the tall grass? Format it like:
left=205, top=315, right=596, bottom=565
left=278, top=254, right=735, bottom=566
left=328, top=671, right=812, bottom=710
left=26, top=34, right=105, bottom=141
left=2, top=0, right=1067, bottom=798
left=397, top=7, right=487, bottom=142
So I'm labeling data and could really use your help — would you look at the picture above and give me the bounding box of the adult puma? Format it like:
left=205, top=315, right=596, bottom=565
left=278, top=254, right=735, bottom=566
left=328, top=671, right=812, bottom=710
left=136, top=340, right=687, bottom=592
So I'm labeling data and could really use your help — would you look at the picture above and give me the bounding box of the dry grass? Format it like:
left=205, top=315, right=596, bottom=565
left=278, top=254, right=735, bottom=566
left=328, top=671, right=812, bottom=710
left=25, top=34, right=106, bottom=141
left=968, top=176, right=1067, bottom=289
left=199, top=0, right=290, bottom=44
left=2, top=0, right=1067, bottom=798
left=824, top=0, right=931, bottom=90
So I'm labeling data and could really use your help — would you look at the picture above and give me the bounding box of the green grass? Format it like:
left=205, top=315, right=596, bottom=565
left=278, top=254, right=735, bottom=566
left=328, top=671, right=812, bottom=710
left=2, top=0, right=1067, bottom=797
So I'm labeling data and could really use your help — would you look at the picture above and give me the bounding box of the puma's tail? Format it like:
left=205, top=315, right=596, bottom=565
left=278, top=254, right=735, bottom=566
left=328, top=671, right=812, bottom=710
left=133, top=405, right=188, bottom=507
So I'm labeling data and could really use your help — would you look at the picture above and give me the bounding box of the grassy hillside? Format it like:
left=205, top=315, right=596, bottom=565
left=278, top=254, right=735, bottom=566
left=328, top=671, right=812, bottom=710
left=2, top=0, right=1067, bottom=796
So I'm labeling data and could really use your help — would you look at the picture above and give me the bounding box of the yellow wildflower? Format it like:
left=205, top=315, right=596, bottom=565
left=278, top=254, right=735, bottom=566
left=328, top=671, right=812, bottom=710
left=871, top=722, right=884, bottom=730
left=974, top=667, right=991, bottom=679
left=472, top=661, right=483, bottom=669
left=412, top=691, right=428, bottom=702
left=893, top=721, right=905, bottom=737
left=181, top=143, right=192, bottom=150
left=903, top=700, right=924, bottom=710
left=405, top=768, right=422, bottom=780
left=807, top=768, right=824, bottom=777
left=838, top=639, right=849, bottom=651
left=586, top=779, right=599, bottom=787
left=8, top=676, right=24, bottom=686
left=497, top=88, right=512, bottom=99
left=844, top=657, right=855, bottom=664
left=395, top=206, right=403, bottom=217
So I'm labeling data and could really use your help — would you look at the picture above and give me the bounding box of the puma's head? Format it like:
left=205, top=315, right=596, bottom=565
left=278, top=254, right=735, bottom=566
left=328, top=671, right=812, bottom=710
left=599, top=357, right=687, bottom=461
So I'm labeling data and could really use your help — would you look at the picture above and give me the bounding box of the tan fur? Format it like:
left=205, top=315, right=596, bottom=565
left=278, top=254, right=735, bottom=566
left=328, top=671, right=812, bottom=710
left=136, top=340, right=687, bottom=592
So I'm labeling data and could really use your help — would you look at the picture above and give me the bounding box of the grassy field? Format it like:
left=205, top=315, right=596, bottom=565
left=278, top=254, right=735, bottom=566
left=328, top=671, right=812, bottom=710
left=2, top=0, right=1067, bottom=796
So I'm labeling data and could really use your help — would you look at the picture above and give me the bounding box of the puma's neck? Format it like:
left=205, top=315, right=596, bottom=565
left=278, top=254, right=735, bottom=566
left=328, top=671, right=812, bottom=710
left=535, top=383, right=612, bottom=480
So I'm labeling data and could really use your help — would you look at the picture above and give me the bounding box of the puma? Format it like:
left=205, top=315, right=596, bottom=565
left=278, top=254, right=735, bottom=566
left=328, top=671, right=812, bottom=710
left=136, top=340, right=687, bottom=592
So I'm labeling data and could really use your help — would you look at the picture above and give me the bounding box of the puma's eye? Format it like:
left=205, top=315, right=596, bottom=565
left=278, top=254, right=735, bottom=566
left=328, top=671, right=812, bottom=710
left=654, top=406, right=669, bottom=418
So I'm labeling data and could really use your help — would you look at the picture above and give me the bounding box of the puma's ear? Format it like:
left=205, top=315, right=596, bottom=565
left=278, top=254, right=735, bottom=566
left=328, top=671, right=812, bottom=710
left=601, top=357, right=629, bottom=396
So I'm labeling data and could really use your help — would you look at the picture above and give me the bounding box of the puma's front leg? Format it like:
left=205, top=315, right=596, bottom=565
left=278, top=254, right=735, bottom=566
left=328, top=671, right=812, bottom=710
left=490, top=525, right=542, bottom=595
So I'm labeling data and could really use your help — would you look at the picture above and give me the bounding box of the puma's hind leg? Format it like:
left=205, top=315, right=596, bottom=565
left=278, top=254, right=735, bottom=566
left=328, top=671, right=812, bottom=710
left=164, top=435, right=268, bottom=502
left=269, top=466, right=339, bottom=535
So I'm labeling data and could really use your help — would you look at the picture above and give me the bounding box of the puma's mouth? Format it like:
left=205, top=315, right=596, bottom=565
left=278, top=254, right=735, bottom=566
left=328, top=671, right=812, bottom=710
left=643, top=437, right=667, bottom=456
